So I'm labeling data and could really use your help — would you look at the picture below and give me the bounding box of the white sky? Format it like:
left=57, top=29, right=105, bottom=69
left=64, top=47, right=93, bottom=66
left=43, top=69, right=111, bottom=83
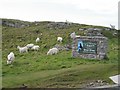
left=0, top=0, right=119, bottom=29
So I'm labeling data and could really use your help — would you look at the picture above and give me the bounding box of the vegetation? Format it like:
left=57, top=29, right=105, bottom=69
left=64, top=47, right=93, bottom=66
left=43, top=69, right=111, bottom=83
left=2, top=19, right=119, bottom=88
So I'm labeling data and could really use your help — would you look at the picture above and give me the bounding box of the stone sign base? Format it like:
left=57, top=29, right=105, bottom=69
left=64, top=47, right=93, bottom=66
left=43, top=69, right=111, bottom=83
left=72, top=36, right=108, bottom=60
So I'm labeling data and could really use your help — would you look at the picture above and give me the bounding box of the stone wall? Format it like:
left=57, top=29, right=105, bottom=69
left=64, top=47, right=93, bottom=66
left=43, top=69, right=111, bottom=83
left=72, top=36, right=108, bottom=60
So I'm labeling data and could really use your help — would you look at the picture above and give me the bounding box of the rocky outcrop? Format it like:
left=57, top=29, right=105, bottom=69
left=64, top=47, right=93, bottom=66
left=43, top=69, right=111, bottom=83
left=54, top=44, right=72, bottom=51
left=47, top=22, right=72, bottom=29
left=2, top=19, right=30, bottom=28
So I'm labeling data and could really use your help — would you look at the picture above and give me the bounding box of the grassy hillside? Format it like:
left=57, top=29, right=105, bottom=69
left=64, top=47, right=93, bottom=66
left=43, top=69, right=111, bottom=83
left=2, top=19, right=119, bottom=88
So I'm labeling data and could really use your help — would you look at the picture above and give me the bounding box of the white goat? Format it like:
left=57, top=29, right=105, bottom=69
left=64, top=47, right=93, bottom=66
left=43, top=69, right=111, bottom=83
left=17, top=46, right=28, bottom=53
left=57, top=37, right=63, bottom=42
left=31, top=45, right=40, bottom=51
left=110, top=24, right=115, bottom=29
left=70, top=32, right=76, bottom=39
left=26, top=43, right=34, bottom=49
left=36, top=37, right=40, bottom=43
left=47, top=48, right=59, bottom=55
left=7, top=52, right=15, bottom=64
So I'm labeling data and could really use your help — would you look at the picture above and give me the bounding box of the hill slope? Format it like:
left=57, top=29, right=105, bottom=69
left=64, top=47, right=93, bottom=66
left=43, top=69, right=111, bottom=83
left=2, top=19, right=119, bottom=88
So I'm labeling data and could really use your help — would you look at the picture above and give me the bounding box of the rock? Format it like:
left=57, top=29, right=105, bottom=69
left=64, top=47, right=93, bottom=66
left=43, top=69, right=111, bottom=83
left=2, top=19, right=29, bottom=28
left=64, top=44, right=72, bottom=49
left=97, top=80, right=103, bottom=83
left=47, top=22, right=72, bottom=29
left=90, top=82, right=94, bottom=86
left=54, top=44, right=65, bottom=51
left=54, top=44, right=72, bottom=51
left=19, top=84, right=28, bottom=89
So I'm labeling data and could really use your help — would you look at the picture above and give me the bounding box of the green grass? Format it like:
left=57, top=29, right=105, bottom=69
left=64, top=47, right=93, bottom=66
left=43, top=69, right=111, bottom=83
left=2, top=19, right=119, bottom=88
left=2, top=64, right=118, bottom=88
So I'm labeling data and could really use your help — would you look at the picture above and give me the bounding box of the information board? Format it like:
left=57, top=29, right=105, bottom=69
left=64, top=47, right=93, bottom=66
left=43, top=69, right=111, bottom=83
left=78, top=40, right=97, bottom=54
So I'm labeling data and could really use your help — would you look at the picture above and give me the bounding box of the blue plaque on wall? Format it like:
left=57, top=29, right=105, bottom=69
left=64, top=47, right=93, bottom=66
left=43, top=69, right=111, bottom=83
left=78, top=40, right=97, bottom=54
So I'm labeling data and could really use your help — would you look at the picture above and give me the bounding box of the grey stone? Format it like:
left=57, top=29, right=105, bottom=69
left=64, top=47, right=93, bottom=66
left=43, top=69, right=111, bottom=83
left=72, top=36, right=108, bottom=60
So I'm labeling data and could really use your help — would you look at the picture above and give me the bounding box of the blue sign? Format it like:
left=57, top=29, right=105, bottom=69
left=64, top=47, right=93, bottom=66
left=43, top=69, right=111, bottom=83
left=78, top=40, right=97, bottom=54
left=78, top=40, right=83, bottom=53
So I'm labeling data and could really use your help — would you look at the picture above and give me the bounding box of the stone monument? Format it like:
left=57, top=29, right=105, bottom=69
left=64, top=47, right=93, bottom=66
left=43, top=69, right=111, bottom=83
left=72, top=36, right=108, bottom=60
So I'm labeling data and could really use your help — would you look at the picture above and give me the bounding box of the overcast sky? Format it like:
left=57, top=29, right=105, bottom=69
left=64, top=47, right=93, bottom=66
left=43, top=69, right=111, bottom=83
left=0, top=0, right=119, bottom=29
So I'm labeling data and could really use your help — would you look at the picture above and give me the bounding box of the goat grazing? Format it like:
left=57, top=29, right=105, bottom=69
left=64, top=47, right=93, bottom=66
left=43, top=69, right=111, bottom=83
left=17, top=46, right=28, bottom=53
left=47, top=48, right=59, bottom=55
left=7, top=52, right=15, bottom=64
left=57, top=37, right=63, bottom=42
